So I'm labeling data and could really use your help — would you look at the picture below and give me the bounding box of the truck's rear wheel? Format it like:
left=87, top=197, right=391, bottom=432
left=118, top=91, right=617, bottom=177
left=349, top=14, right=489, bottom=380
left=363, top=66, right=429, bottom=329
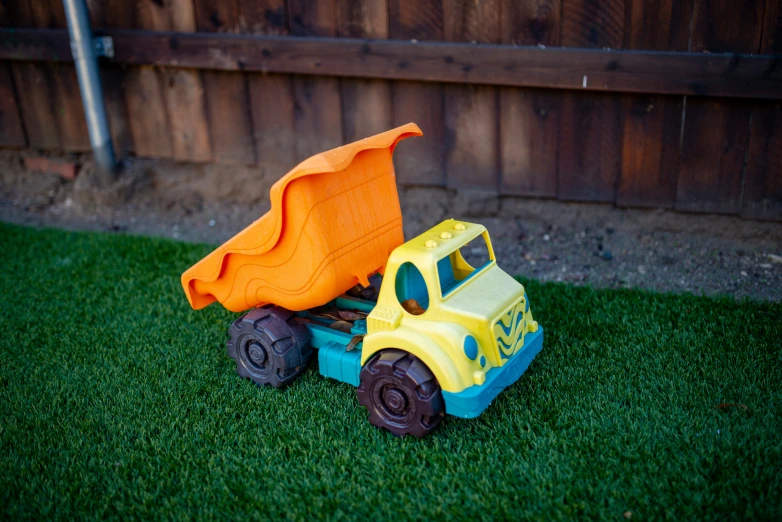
left=227, top=306, right=312, bottom=388
left=357, top=349, right=445, bottom=437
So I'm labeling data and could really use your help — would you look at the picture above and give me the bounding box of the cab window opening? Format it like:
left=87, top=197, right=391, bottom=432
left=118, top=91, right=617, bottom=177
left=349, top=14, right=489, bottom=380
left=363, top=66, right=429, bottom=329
left=437, top=234, right=493, bottom=297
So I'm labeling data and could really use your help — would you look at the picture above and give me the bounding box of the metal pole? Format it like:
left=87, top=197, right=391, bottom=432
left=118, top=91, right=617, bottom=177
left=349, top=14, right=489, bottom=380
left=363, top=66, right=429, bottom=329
left=62, top=0, right=116, bottom=181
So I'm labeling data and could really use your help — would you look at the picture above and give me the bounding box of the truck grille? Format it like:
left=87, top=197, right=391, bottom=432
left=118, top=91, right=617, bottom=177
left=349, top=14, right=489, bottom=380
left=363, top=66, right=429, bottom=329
left=493, top=298, right=527, bottom=361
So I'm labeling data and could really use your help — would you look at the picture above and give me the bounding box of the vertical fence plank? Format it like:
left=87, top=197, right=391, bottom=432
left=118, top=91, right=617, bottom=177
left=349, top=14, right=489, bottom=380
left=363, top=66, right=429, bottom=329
left=10, top=63, right=59, bottom=150
left=239, top=0, right=296, bottom=172
left=0, top=63, right=25, bottom=147
left=618, top=95, right=682, bottom=207
left=287, top=0, right=343, bottom=161
left=442, top=0, right=500, bottom=191
left=336, top=0, right=392, bottom=142
left=761, top=0, right=781, bottom=53
left=616, top=0, right=691, bottom=208
left=677, top=0, right=765, bottom=213
left=123, top=67, right=173, bottom=158
left=48, top=60, right=91, bottom=151
left=690, top=0, right=764, bottom=53
left=88, top=1, right=135, bottom=156
left=558, top=91, right=622, bottom=202
left=388, top=0, right=445, bottom=185
left=624, top=0, right=692, bottom=50
left=131, top=0, right=212, bottom=161
left=741, top=103, right=782, bottom=220
left=3, top=1, right=59, bottom=150
left=742, top=4, right=782, bottom=220
left=677, top=100, right=752, bottom=213
left=96, top=66, right=134, bottom=156
left=29, top=0, right=90, bottom=152
left=193, top=0, right=255, bottom=165
left=121, top=1, right=172, bottom=158
left=0, top=3, right=26, bottom=148
left=143, top=0, right=213, bottom=162
left=558, top=0, right=625, bottom=202
left=499, top=0, right=560, bottom=198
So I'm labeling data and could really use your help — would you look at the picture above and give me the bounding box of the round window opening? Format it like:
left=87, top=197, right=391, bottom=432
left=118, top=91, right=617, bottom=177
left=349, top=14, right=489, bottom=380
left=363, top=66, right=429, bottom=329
left=395, top=262, right=428, bottom=315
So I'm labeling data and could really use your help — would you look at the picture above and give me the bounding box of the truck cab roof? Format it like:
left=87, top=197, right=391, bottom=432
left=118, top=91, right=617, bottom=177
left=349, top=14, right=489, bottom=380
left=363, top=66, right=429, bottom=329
left=387, top=219, right=492, bottom=269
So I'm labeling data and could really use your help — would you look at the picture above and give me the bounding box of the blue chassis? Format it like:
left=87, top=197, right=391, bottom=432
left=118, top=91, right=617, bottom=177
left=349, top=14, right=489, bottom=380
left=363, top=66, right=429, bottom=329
left=299, top=296, right=544, bottom=419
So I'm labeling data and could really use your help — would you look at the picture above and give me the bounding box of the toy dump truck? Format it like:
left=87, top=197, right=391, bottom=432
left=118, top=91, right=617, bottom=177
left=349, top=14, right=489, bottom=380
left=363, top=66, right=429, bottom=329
left=182, top=123, right=544, bottom=437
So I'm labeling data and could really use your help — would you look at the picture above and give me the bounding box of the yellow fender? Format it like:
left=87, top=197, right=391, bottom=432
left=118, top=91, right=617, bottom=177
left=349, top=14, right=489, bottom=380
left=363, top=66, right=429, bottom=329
left=361, top=326, right=472, bottom=393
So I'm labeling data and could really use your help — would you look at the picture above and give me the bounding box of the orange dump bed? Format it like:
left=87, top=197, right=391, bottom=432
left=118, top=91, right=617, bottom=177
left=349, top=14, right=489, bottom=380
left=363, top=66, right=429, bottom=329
left=181, top=123, right=422, bottom=313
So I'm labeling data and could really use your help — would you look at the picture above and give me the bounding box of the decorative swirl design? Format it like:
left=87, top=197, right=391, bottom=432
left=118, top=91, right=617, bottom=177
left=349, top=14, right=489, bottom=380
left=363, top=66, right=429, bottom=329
left=493, top=298, right=528, bottom=359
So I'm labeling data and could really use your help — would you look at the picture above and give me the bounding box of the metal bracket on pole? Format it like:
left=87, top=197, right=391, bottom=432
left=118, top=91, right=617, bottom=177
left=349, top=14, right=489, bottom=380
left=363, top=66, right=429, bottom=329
left=69, top=36, right=114, bottom=60
left=93, top=36, right=114, bottom=58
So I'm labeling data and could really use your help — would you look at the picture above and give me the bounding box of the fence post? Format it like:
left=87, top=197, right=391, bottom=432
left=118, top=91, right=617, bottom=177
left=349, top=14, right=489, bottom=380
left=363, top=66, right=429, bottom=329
left=62, top=0, right=116, bottom=182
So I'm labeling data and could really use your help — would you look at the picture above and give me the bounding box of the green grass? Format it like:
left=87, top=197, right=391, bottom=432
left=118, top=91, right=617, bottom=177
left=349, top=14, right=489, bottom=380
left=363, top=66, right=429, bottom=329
left=1, top=222, right=780, bottom=520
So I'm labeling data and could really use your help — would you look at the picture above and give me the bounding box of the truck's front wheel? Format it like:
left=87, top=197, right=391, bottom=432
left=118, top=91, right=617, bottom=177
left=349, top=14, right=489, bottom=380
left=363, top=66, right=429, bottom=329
left=227, top=306, right=312, bottom=388
left=357, top=350, right=445, bottom=437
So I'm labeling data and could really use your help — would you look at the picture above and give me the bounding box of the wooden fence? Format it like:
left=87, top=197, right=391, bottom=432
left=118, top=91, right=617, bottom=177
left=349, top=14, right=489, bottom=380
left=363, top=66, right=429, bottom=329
left=0, top=0, right=780, bottom=220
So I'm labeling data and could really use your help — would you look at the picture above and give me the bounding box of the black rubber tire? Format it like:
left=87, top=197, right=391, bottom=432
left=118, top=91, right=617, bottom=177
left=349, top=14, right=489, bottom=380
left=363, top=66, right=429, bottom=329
left=356, top=349, right=445, bottom=437
left=226, top=306, right=312, bottom=388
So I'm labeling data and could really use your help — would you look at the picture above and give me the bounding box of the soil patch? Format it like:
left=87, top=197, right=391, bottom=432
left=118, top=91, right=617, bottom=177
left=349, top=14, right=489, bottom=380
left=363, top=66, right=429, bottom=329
left=2, top=150, right=780, bottom=301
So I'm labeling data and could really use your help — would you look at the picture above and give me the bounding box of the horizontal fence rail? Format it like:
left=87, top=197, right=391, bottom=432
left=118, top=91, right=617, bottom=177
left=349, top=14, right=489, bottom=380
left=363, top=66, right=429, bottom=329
left=1, top=28, right=780, bottom=100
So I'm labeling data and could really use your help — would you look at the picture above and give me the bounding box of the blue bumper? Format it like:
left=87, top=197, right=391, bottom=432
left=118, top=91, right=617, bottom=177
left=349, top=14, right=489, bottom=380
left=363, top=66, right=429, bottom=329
left=442, top=327, right=544, bottom=419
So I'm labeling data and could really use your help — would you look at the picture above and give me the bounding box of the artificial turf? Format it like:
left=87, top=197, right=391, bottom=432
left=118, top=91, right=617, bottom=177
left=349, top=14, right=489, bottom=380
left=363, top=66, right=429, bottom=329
left=0, top=221, right=780, bottom=520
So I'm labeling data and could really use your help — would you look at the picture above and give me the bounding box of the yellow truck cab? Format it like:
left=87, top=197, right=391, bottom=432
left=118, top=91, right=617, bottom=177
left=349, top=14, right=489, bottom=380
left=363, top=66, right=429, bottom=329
left=182, top=124, right=544, bottom=437
left=363, top=219, right=543, bottom=420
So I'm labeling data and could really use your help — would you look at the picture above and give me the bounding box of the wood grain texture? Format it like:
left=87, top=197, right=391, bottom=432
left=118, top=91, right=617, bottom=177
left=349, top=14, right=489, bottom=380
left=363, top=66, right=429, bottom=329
left=336, top=0, right=392, bottom=143
left=137, top=0, right=212, bottom=162
left=193, top=0, right=241, bottom=34
left=501, top=0, right=560, bottom=46
left=49, top=63, right=90, bottom=151
left=761, top=0, right=782, bottom=53
left=443, top=83, right=499, bottom=190
left=8, top=29, right=782, bottom=99
left=499, top=87, right=559, bottom=197
left=287, top=0, right=343, bottom=161
left=499, top=0, right=560, bottom=197
left=87, top=2, right=134, bottom=155
left=247, top=73, right=296, bottom=171
left=238, top=0, right=288, bottom=34
left=558, top=91, right=622, bottom=202
left=117, top=0, right=171, bottom=158
left=617, top=94, right=681, bottom=207
left=623, top=0, right=691, bottom=51
left=742, top=102, right=782, bottom=220
left=690, top=0, right=765, bottom=53
left=388, top=0, right=445, bottom=185
left=443, top=0, right=500, bottom=191
left=0, top=0, right=28, bottom=147
left=123, top=66, right=172, bottom=157
left=559, top=0, right=625, bottom=202
left=238, top=0, right=296, bottom=168
left=10, top=62, right=58, bottom=149
left=194, top=0, right=255, bottom=165
left=87, top=1, right=136, bottom=29
left=676, top=99, right=752, bottom=214
left=561, top=0, right=624, bottom=49
left=616, top=0, right=691, bottom=208
left=679, top=0, right=766, bottom=214
left=97, top=65, right=133, bottom=154
left=742, top=4, right=782, bottom=219
left=161, top=67, right=213, bottom=161
left=0, top=62, right=26, bottom=147
left=4, top=1, right=58, bottom=149
left=28, top=0, right=89, bottom=151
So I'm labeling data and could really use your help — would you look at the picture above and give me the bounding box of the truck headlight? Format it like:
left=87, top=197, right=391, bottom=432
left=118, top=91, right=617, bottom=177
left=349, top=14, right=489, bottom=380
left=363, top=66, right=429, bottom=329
left=463, top=335, right=479, bottom=361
